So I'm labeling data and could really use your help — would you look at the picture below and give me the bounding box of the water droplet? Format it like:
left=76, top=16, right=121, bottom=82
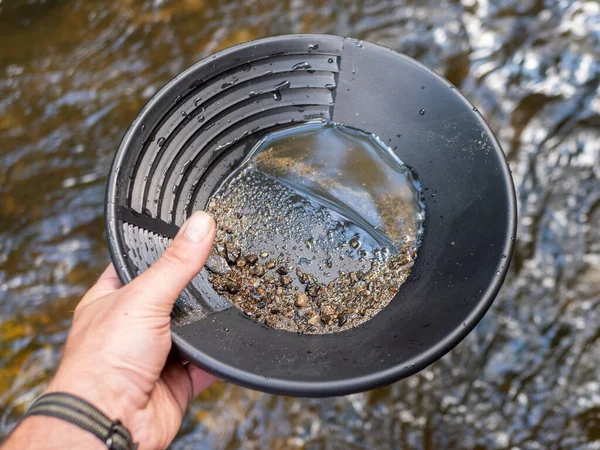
left=354, top=40, right=363, bottom=48
left=174, top=95, right=182, bottom=103
left=308, top=44, right=319, bottom=50
left=273, top=91, right=282, bottom=101
left=222, top=80, right=236, bottom=89
left=194, top=98, right=202, bottom=106
left=274, top=80, right=291, bottom=91
left=141, top=124, right=146, bottom=130
left=249, top=91, right=258, bottom=97
left=157, top=137, right=166, bottom=147
left=421, top=85, right=425, bottom=89
left=328, top=58, right=334, bottom=64
left=419, top=109, right=425, bottom=115
left=197, top=115, right=205, bottom=122
left=352, top=69, right=356, bottom=74
left=502, top=254, right=506, bottom=258
left=180, top=111, right=187, bottom=117
left=293, top=62, right=312, bottom=71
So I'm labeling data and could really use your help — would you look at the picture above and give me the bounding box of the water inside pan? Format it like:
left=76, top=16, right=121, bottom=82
left=205, top=120, right=424, bottom=334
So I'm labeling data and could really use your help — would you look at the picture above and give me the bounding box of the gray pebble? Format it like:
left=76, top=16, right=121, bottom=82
left=205, top=254, right=231, bottom=275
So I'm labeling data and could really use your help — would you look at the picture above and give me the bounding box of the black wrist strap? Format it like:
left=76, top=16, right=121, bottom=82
left=23, top=392, right=138, bottom=450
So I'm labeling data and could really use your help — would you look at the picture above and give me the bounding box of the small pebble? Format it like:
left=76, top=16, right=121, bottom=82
left=320, top=314, right=332, bottom=325
left=280, top=275, right=292, bottom=285
left=306, top=284, right=320, bottom=297
left=349, top=238, right=361, bottom=249
left=322, top=305, right=335, bottom=316
left=251, top=265, right=265, bottom=277
left=245, top=254, right=259, bottom=265
left=296, top=269, right=309, bottom=283
left=225, top=241, right=241, bottom=264
left=260, top=252, right=269, bottom=258
left=266, top=261, right=276, bottom=269
left=307, top=315, right=321, bottom=326
left=225, top=280, right=241, bottom=294
left=205, top=254, right=231, bottom=275
left=337, top=313, right=347, bottom=326
left=295, top=292, right=308, bottom=307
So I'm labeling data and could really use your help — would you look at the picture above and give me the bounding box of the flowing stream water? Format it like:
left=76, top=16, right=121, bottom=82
left=1, top=0, right=599, bottom=448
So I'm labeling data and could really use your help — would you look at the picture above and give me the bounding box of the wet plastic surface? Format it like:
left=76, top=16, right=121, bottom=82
left=105, top=35, right=516, bottom=396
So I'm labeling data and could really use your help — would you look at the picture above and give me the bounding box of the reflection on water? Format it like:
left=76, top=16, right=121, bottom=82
left=1, top=0, right=599, bottom=448
left=252, top=122, right=424, bottom=249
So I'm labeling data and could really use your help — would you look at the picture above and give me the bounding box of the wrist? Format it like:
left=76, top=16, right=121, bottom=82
left=5, top=415, right=105, bottom=450
left=46, top=370, right=138, bottom=432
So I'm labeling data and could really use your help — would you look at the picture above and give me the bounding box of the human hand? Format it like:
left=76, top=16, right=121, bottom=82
left=8, top=211, right=218, bottom=450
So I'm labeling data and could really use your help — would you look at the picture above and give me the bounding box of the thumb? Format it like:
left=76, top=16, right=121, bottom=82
left=127, top=211, right=216, bottom=311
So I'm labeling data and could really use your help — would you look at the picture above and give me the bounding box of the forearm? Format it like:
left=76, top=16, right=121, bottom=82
left=3, top=416, right=105, bottom=450
left=2, top=373, right=136, bottom=450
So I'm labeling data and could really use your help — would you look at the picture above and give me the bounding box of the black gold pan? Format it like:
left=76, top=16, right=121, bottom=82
left=105, top=34, right=516, bottom=397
